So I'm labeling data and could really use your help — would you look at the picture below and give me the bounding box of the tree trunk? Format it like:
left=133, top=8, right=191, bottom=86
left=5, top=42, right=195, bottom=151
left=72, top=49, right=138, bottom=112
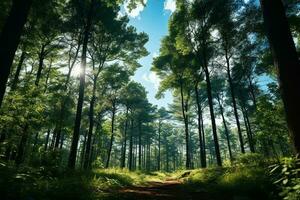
left=195, top=83, right=206, bottom=167
left=217, top=94, right=233, bottom=161
left=44, top=128, right=50, bottom=151
left=203, top=62, right=222, bottom=166
left=260, top=0, right=300, bottom=154
left=121, top=108, right=129, bottom=168
left=0, top=0, right=32, bottom=107
left=80, top=130, right=88, bottom=168
left=35, top=44, right=46, bottom=86
left=241, top=104, right=255, bottom=153
left=180, top=79, right=190, bottom=169
left=84, top=82, right=97, bottom=169
left=129, top=120, right=133, bottom=170
left=68, top=0, right=94, bottom=169
left=248, top=75, right=257, bottom=108
left=225, top=53, right=245, bottom=153
left=138, top=121, right=142, bottom=170
left=11, top=51, right=26, bottom=90
left=105, top=100, right=116, bottom=168
left=158, top=120, right=161, bottom=170
left=200, top=109, right=206, bottom=164
left=44, top=59, right=53, bottom=92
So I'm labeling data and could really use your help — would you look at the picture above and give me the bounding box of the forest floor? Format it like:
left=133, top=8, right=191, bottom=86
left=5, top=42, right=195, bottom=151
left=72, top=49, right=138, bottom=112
left=111, top=179, right=210, bottom=200
left=0, top=160, right=280, bottom=200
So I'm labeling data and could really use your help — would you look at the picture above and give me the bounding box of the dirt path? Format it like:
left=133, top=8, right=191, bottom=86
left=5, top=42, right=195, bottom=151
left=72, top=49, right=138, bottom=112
left=109, top=180, right=210, bottom=200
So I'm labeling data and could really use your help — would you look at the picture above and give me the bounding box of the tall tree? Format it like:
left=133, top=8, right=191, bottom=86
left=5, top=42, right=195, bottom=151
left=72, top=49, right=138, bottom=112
left=260, top=0, right=300, bottom=154
left=0, top=0, right=32, bottom=107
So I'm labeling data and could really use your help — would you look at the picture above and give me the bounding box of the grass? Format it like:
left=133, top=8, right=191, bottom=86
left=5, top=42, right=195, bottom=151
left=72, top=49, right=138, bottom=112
left=0, top=162, right=169, bottom=200
left=175, top=166, right=279, bottom=200
left=0, top=158, right=281, bottom=200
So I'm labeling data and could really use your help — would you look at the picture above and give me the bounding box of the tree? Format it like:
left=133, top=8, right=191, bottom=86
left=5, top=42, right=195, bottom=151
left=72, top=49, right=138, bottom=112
left=156, top=107, right=169, bottom=170
left=0, top=0, right=33, bottom=107
left=260, top=0, right=300, bottom=154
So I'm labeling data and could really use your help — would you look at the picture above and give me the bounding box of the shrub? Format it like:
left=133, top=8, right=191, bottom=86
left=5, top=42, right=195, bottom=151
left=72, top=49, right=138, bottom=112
left=270, top=156, right=300, bottom=200
left=235, top=153, right=266, bottom=167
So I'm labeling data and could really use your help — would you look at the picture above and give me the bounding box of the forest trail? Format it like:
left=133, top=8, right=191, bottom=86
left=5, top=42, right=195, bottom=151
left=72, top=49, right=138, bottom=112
left=113, top=179, right=210, bottom=200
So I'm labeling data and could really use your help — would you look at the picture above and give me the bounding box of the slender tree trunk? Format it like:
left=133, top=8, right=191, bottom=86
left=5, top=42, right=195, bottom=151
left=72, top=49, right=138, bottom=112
left=129, top=120, right=133, bottom=171
left=203, top=60, right=222, bottom=166
left=68, top=0, right=94, bottom=169
left=138, top=121, right=142, bottom=170
left=54, top=128, right=62, bottom=148
left=195, top=83, right=206, bottom=167
left=121, top=108, right=129, bottom=168
left=105, top=100, right=116, bottom=168
left=35, top=44, right=46, bottom=86
left=0, top=0, right=32, bottom=107
left=55, top=36, right=81, bottom=146
left=158, top=121, right=161, bottom=170
left=225, top=53, right=245, bottom=153
left=11, top=51, right=26, bottom=90
left=44, top=59, right=53, bottom=92
left=84, top=82, right=96, bottom=169
left=244, top=108, right=255, bottom=152
left=180, top=80, right=190, bottom=169
left=248, top=76, right=257, bottom=108
left=217, top=94, right=233, bottom=161
left=80, top=130, right=88, bottom=168
left=241, top=105, right=255, bottom=153
left=260, top=0, right=300, bottom=154
left=59, top=133, right=64, bottom=149
left=200, top=109, right=206, bottom=164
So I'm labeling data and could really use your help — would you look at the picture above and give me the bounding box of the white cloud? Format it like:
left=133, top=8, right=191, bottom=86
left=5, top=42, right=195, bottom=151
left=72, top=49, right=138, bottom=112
left=142, top=72, right=161, bottom=89
left=124, top=0, right=147, bottom=18
left=164, top=0, right=176, bottom=13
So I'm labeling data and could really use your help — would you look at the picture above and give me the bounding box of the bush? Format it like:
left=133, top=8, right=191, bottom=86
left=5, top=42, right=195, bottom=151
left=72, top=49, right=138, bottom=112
left=270, top=156, right=300, bottom=200
left=235, top=153, right=266, bottom=167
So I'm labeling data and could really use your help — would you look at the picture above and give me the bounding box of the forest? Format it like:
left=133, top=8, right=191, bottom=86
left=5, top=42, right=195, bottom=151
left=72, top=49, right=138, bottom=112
left=0, top=0, right=299, bottom=199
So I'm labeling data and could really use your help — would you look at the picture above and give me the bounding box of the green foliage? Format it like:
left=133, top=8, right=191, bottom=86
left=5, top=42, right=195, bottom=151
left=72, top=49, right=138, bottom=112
left=181, top=165, right=278, bottom=200
left=270, top=156, right=300, bottom=200
left=235, top=153, right=267, bottom=167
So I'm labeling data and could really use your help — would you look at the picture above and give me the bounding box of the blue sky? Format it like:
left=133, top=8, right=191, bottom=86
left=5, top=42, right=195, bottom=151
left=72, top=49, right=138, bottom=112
left=123, top=0, right=175, bottom=108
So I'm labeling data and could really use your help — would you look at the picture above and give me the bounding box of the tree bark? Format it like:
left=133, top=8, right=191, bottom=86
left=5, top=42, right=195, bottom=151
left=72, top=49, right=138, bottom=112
left=0, top=0, right=32, bottom=107
left=105, top=100, right=116, bottom=168
left=203, top=59, right=222, bottom=166
left=11, top=51, right=26, bottom=90
left=158, top=120, right=161, bottom=170
left=35, top=44, right=46, bottom=86
left=217, top=94, right=233, bottom=161
left=121, top=107, right=129, bottom=168
left=68, top=0, right=94, bottom=169
left=138, top=121, right=142, bottom=170
left=241, top=104, right=255, bottom=153
left=225, top=52, right=245, bottom=153
left=180, top=79, right=190, bottom=169
left=195, top=83, right=207, bottom=167
left=260, top=0, right=300, bottom=154
left=83, top=81, right=97, bottom=169
left=129, top=120, right=133, bottom=170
